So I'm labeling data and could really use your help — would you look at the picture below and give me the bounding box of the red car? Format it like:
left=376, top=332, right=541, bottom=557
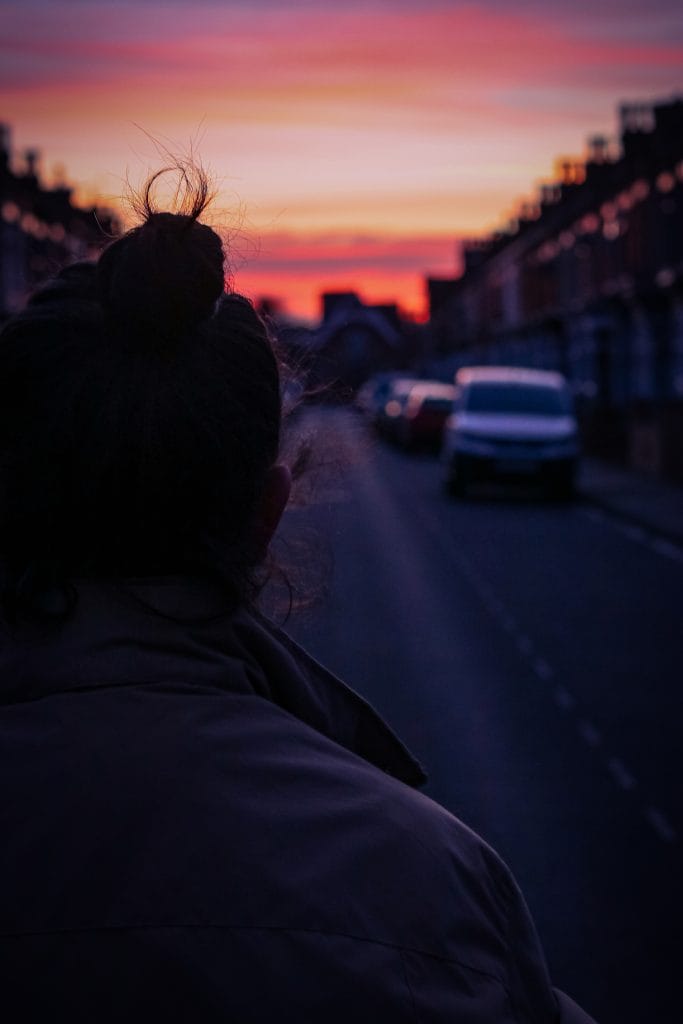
left=397, top=382, right=456, bottom=449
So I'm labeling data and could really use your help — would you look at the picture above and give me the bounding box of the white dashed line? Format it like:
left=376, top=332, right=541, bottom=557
left=646, top=807, right=678, bottom=844
left=411, top=494, right=679, bottom=846
left=578, top=720, right=602, bottom=748
left=580, top=507, right=607, bottom=524
left=607, top=757, right=636, bottom=791
left=578, top=506, right=683, bottom=563
left=554, top=685, right=576, bottom=711
left=619, top=523, right=647, bottom=542
left=649, top=538, right=683, bottom=563
left=533, top=658, right=554, bottom=680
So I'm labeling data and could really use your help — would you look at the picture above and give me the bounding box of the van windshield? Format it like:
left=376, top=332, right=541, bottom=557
left=465, top=382, right=571, bottom=415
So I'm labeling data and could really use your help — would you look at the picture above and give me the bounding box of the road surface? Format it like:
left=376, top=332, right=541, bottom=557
left=271, top=407, right=682, bottom=1024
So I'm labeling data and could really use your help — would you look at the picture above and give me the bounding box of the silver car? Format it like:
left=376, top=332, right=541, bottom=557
left=441, top=366, right=579, bottom=498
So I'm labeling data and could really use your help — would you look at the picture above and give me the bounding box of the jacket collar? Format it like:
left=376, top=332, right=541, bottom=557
left=0, top=579, right=427, bottom=788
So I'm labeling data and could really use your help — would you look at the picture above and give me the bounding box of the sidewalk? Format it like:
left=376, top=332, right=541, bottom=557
left=577, top=458, right=683, bottom=547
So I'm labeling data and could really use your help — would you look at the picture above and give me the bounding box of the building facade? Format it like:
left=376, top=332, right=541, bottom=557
left=280, top=291, right=417, bottom=398
left=427, top=98, right=683, bottom=479
left=0, top=124, right=120, bottom=318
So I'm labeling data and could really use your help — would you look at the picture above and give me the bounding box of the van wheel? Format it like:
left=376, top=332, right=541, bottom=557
left=546, top=467, right=575, bottom=502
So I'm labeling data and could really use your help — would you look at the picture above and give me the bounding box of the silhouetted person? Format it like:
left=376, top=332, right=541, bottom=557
left=0, top=170, right=596, bottom=1022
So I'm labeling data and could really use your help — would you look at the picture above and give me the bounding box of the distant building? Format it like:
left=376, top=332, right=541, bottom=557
left=426, top=97, right=683, bottom=480
left=0, top=123, right=120, bottom=317
left=281, top=291, right=415, bottom=397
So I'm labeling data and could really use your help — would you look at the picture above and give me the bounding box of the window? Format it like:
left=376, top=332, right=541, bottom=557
left=465, top=383, right=572, bottom=415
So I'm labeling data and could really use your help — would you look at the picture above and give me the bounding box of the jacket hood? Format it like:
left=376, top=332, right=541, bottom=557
left=0, top=579, right=427, bottom=789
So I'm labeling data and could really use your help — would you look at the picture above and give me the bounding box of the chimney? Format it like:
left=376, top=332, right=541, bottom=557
left=24, top=148, right=40, bottom=180
left=587, top=135, right=609, bottom=165
left=620, top=103, right=655, bottom=163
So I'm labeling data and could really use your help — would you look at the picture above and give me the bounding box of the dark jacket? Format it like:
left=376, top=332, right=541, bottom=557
left=0, top=580, right=595, bottom=1022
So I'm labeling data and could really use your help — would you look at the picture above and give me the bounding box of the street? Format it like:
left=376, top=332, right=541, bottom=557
left=275, top=407, right=682, bottom=1024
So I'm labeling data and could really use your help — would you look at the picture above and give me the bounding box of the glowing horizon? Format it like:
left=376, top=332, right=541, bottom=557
left=2, top=0, right=682, bottom=319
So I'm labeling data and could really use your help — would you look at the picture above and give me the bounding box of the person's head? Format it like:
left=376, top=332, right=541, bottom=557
left=0, top=169, right=291, bottom=619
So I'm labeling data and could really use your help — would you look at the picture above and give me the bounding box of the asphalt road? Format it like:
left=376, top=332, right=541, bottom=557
left=275, top=406, right=682, bottom=1024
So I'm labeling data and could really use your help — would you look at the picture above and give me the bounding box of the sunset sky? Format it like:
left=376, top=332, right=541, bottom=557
left=1, top=0, right=682, bottom=320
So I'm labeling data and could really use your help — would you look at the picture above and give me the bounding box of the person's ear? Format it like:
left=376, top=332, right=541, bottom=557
left=253, top=463, right=291, bottom=557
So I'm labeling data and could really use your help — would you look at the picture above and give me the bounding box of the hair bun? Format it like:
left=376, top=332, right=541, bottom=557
left=97, top=211, right=225, bottom=341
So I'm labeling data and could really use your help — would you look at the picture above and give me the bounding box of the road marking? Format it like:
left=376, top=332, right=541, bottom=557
left=606, top=756, right=636, bottom=791
left=649, top=538, right=683, bottom=563
left=580, top=507, right=607, bottom=524
left=646, top=807, right=678, bottom=844
left=579, top=505, right=683, bottom=564
left=578, top=720, right=602, bottom=748
left=403, top=488, right=680, bottom=849
left=554, top=685, right=576, bottom=711
left=619, top=523, right=646, bottom=542
left=533, top=658, right=554, bottom=680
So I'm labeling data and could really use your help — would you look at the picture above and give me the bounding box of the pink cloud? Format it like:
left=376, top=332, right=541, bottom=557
left=2, top=4, right=681, bottom=103
left=2, top=0, right=681, bottom=321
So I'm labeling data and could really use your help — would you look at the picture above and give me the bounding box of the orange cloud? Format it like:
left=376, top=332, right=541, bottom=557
left=2, top=0, right=681, bottom=321
left=230, top=231, right=459, bottom=321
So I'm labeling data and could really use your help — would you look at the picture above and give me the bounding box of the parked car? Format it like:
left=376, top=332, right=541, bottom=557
left=441, top=367, right=579, bottom=498
left=355, top=372, right=397, bottom=418
left=374, top=376, right=422, bottom=439
left=396, top=382, right=457, bottom=449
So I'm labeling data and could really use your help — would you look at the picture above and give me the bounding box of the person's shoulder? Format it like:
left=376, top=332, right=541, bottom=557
left=236, top=701, right=517, bottom=964
left=364, top=763, right=517, bottom=930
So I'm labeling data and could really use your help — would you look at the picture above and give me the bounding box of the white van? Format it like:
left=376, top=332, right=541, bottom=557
left=441, top=366, right=579, bottom=498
